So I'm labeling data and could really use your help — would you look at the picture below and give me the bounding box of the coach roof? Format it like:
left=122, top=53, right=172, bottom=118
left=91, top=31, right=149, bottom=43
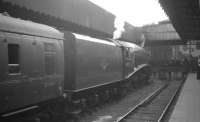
left=0, top=13, right=63, bottom=39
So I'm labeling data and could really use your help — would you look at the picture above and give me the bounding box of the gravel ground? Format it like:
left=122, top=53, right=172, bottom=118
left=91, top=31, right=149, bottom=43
left=122, top=80, right=182, bottom=122
left=78, top=80, right=165, bottom=122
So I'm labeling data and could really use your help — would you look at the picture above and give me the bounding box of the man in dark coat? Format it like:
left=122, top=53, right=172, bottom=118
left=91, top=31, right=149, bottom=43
left=197, top=56, right=200, bottom=79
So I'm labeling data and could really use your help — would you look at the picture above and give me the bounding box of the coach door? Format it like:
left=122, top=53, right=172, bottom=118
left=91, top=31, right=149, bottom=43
left=0, top=32, right=7, bottom=81
left=4, top=32, right=21, bottom=76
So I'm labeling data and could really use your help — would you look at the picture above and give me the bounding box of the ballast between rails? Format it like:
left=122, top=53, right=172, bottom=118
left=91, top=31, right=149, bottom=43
left=116, top=84, right=167, bottom=122
left=116, top=78, right=185, bottom=122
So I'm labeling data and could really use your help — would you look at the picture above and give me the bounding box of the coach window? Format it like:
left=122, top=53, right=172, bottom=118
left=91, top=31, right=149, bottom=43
left=8, top=44, right=20, bottom=74
left=44, top=43, right=56, bottom=75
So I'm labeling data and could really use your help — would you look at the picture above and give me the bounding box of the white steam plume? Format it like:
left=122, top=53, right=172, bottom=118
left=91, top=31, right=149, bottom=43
left=113, top=17, right=125, bottom=40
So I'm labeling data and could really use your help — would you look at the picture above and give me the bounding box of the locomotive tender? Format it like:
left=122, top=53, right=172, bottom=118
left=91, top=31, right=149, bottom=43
left=0, top=13, right=150, bottom=118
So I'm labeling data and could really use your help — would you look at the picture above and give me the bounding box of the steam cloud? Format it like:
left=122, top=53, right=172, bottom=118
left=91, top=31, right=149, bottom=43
left=113, top=17, right=125, bottom=40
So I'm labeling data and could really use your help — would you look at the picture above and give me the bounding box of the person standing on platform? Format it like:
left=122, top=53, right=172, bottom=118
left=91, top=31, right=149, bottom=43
left=197, top=56, right=200, bottom=79
left=182, top=58, right=189, bottom=78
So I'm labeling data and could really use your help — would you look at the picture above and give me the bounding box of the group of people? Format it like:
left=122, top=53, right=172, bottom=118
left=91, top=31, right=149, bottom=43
left=151, top=58, right=191, bottom=80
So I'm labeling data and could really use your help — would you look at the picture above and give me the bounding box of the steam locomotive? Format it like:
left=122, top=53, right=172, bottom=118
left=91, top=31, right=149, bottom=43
left=0, top=13, right=150, bottom=118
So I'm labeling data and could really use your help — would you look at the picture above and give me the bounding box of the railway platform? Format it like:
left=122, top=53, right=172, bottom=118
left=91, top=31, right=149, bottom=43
left=169, top=73, right=200, bottom=122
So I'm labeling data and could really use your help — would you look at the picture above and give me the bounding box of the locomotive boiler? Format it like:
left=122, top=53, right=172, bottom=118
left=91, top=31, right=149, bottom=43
left=0, top=13, right=150, bottom=118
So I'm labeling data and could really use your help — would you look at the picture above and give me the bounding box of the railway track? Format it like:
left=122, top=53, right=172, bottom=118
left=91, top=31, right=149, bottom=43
left=116, top=79, right=184, bottom=122
left=76, top=80, right=164, bottom=122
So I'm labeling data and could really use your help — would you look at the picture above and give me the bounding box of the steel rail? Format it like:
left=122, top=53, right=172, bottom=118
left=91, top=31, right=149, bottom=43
left=116, top=84, right=167, bottom=122
left=157, top=79, right=185, bottom=122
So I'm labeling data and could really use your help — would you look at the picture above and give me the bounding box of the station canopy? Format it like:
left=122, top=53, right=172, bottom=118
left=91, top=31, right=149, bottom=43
left=159, top=0, right=200, bottom=41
